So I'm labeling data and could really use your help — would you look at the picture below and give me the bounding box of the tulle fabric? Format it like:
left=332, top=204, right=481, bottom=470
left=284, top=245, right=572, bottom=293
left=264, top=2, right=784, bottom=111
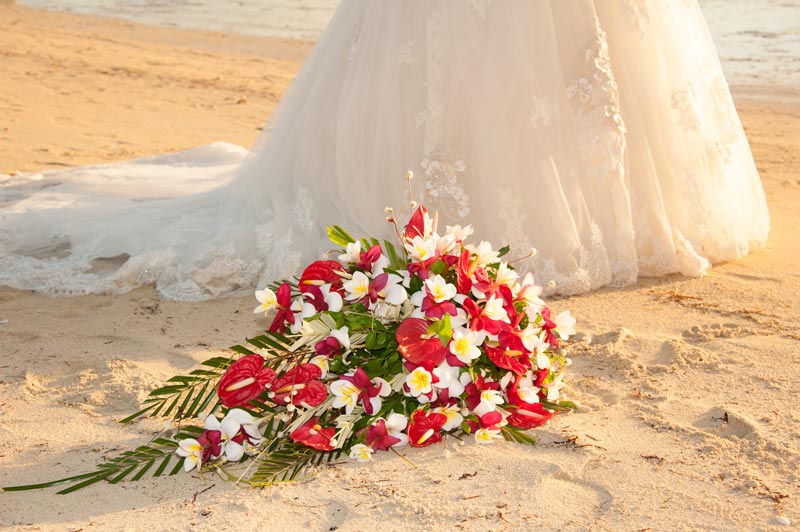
left=0, top=0, right=769, bottom=301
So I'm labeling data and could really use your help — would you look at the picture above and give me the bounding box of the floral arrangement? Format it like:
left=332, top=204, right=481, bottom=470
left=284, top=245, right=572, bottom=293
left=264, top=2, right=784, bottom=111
left=4, top=181, right=575, bottom=493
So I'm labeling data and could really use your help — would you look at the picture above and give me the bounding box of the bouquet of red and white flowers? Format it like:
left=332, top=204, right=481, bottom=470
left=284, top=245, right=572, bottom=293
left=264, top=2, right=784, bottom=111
left=5, top=183, right=575, bottom=493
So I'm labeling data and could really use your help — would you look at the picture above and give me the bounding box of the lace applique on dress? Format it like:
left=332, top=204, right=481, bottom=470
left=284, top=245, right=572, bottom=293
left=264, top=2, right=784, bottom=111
left=671, top=87, right=702, bottom=133
left=420, top=156, right=470, bottom=222
left=621, top=0, right=650, bottom=35
left=530, top=95, right=555, bottom=128
left=397, top=41, right=415, bottom=67
left=467, top=0, right=494, bottom=19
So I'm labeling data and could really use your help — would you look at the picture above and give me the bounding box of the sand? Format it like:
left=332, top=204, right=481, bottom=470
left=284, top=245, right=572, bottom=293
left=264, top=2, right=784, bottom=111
left=1, top=4, right=799, bottom=531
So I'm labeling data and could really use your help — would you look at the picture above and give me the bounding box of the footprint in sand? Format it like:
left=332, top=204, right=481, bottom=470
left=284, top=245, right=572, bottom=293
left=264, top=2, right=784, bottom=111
left=683, top=323, right=756, bottom=342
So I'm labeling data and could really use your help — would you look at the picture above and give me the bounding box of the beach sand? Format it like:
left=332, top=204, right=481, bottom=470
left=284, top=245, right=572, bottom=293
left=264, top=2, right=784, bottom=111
left=1, top=4, right=799, bottom=531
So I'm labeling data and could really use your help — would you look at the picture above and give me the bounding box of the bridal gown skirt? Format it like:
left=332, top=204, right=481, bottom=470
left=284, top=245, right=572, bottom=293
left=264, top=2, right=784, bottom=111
left=0, top=0, right=770, bottom=301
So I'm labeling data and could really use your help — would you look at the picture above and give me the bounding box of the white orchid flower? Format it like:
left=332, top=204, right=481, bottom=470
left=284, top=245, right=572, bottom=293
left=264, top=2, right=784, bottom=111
left=554, top=310, right=577, bottom=340
left=349, top=443, right=374, bottom=463
left=424, top=274, right=457, bottom=303
left=338, top=241, right=361, bottom=264
left=405, top=366, right=433, bottom=398
left=343, top=271, right=370, bottom=301
left=253, top=287, right=278, bottom=315
left=176, top=439, right=204, bottom=472
left=449, top=328, right=485, bottom=365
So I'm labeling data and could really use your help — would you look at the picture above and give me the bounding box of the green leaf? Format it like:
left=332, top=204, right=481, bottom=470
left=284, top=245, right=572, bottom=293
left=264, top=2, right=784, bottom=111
left=500, top=426, right=537, bottom=446
left=327, top=225, right=355, bottom=246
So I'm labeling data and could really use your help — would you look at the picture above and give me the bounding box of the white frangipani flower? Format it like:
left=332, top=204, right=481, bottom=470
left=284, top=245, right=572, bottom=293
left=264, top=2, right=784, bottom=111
left=330, top=326, right=351, bottom=350
left=449, top=328, right=485, bottom=364
left=434, top=403, right=464, bottom=431
left=474, top=428, right=503, bottom=444
left=338, top=241, right=361, bottom=264
left=253, top=287, right=278, bottom=315
left=472, top=389, right=504, bottom=417
left=330, top=379, right=361, bottom=415
left=466, top=241, right=500, bottom=267
left=424, top=274, right=457, bottom=303
left=385, top=413, right=409, bottom=447
left=309, top=355, right=330, bottom=378
left=378, top=273, right=408, bottom=306
left=554, top=310, right=577, bottom=340
left=433, top=362, right=470, bottom=398
left=543, top=373, right=566, bottom=402
left=518, top=272, right=545, bottom=311
left=515, top=373, right=541, bottom=404
left=176, top=439, right=204, bottom=472
left=405, top=366, right=433, bottom=398
left=521, top=324, right=549, bottom=354
left=494, top=262, right=519, bottom=289
left=446, top=224, right=473, bottom=242
left=349, top=443, right=374, bottom=463
left=406, top=235, right=437, bottom=262
left=483, top=295, right=509, bottom=322
left=343, top=271, right=370, bottom=301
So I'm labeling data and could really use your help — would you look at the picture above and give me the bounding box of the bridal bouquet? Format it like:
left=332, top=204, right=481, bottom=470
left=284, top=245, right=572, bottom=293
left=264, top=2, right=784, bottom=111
left=5, top=184, right=575, bottom=493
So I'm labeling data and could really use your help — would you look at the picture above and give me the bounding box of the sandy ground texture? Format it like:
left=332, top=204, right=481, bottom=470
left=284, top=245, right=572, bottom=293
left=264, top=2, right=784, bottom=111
left=1, top=4, right=799, bottom=531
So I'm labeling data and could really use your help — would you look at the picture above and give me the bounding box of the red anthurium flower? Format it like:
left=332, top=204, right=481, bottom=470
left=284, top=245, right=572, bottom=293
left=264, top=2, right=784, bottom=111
left=269, top=282, right=296, bottom=334
left=269, top=363, right=327, bottom=407
left=404, top=205, right=432, bottom=241
left=407, top=410, right=447, bottom=447
left=480, top=411, right=503, bottom=430
left=485, top=344, right=530, bottom=375
left=505, top=376, right=554, bottom=429
left=290, top=417, right=336, bottom=451
left=464, top=374, right=500, bottom=411
left=365, top=419, right=402, bottom=451
left=396, top=317, right=448, bottom=366
left=461, top=297, right=510, bottom=335
left=217, top=354, right=277, bottom=408
left=456, top=250, right=473, bottom=294
left=472, top=267, right=500, bottom=298
left=299, top=260, right=345, bottom=294
left=539, top=307, right=559, bottom=348
left=506, top=402, right=554, bottom=429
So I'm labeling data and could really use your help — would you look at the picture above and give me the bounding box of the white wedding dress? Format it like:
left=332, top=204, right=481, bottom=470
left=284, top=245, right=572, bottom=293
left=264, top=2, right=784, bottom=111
left=0, top=0, right=769, bottom=301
